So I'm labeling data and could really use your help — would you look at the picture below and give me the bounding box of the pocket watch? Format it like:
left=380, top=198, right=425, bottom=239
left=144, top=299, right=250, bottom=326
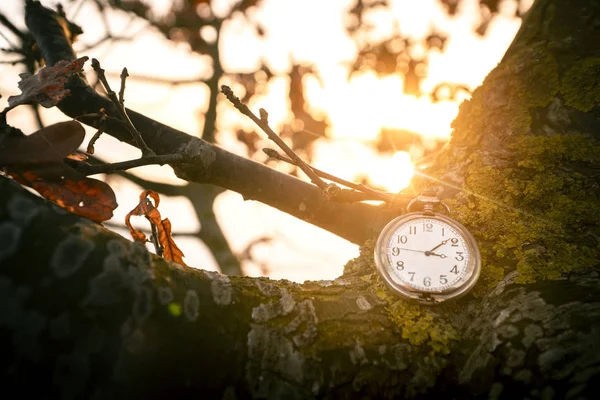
left=374, top=190, right=481, bottom=304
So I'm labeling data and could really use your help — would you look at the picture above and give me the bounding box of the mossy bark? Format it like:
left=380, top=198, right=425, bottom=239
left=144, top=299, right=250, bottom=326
left=421, top=0, right=600, bottom=290
left=1, top=0, right=600, bottom=398
left=2, top=176, right=600, bottom=399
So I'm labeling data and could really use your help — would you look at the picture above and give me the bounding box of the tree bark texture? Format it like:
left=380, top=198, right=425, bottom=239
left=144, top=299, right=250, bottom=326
left=1, top=0, right=599, bottom=398
left=1, top=176, right=600, bottom=399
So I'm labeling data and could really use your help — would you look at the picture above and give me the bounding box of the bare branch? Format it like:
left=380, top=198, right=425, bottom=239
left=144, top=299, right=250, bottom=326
left=0, top=58, right=26, bottom=65
left=263, top=148, right=401, bottom=203
left=90, top=58, right=154, bottom=156
left=86, top=108, right=107, bottom=154
left=0, top=13, right=26, bottom=40
left=105, top=72, right=208, bottom=86
left=24, top=1, right=402, bottom=244
left=73, top=154, right=185, bottom=175
left=221, top=85, right=329, bottom=191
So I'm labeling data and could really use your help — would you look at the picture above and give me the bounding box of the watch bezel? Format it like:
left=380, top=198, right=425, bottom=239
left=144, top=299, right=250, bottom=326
left=374, top=211, right=481, bottom=304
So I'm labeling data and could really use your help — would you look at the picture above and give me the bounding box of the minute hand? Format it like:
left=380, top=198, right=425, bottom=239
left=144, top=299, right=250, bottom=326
left=395, top=248, right=428, bottom=254
left=426, top=239, right=451, bottom=254
left=395, top=248, right=447, bottom=258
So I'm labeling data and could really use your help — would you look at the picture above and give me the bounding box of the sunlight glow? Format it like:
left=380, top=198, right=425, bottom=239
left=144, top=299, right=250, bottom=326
left=0, top=0, right=524, bottom=283
left=371, top=151, right=415, bottom=193
left=305, top=72, right=458, bottom=141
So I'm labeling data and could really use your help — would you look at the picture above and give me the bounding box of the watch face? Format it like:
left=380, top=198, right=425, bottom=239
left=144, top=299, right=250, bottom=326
left=374, top=212, right=481, bottom=303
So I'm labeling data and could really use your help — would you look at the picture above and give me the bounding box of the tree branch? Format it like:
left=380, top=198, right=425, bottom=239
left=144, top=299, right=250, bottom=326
left=23, top=0, right=401, bottom=245
left=2, top=175, right=600, bottom=398
left=74, top=154, right=185, bottom=175
left=263, top=147, right=401, bottom=203
left=221, top=85, right=329, bottom=191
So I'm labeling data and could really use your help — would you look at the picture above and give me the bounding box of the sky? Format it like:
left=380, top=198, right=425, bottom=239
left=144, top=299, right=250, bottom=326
left=0, top=0, right=527, bottom=281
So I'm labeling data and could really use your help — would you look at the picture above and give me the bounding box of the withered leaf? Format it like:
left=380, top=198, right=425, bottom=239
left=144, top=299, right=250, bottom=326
left=10, top=171, right=118, bottom=223
left=0, top=121, right=85, bottom=166
left=160, top=218, right=184, bottom=263
left=7, top=57, right=88, bottom=109
left=125, top=190, right=187, bottom=266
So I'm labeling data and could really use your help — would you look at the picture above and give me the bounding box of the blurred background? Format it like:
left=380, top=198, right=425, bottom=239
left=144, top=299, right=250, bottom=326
left=0, top=0, right=531, bottom=281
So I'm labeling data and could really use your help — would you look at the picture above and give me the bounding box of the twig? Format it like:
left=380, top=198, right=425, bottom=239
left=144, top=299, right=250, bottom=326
left=67, top=0, right=87, bottom=21
left=0, top=29, right=17, bottom=49
left=30, top=104, right=43, bottom=130
left=86, top=108, right=107, bottom=154
left=91, top=58, right=155, bottom=156
left=119, top=68, right=128, bottom=105
left=76, top=35, right=134, bottom=53
left=103, top=220, right=197, bottom=238
left=106, top=73, right=207, bottom=87
left=221, top=85, right=329, bottom=190
left=73, top=154, right=184, bottom=175
left=263, top=148, right=401, bottom=203
left=0, top=48, right=25, bottom=55
left=238, top=236, right=273, bottom=275
left=0, top=58, right=26, bottom=65
left=149, top=220, right=163, bottom=256
left=0, top=13, right=26, bottom=40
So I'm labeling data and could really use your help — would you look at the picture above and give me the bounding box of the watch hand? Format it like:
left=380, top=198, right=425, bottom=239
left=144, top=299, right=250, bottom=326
left=428, top=252, right=447, bottom=258
left=395, top=248, right=427, bottom=254
left=426, top=238, right=451, bottom=254
left=394, top=248, right=447, bottom=258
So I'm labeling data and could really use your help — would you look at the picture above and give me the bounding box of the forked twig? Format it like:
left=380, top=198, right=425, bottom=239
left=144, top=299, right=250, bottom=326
left=221, top=85, right=328, bottom=190
left=86, top=108, right=107, bottom=154
left=91, top=58, right=154, bottom=156
left=263, top=148, right=398, bottom=202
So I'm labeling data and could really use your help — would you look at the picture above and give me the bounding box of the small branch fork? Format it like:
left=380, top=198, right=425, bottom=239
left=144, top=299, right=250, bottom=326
left=221, top=85, right=327, bottom=190
left=67, top=59, right=194, bottom=176
left=90, top=58, right=154, bottom=156
left=221, top=85, right=408, bottom=204
left=262, top=148, right=396, bottom=203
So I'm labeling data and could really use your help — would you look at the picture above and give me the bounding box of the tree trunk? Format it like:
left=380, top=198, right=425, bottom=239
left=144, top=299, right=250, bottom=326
left=1, top=0, right=599, bottom=398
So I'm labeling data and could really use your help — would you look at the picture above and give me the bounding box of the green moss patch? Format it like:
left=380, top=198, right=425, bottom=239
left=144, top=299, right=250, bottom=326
left=561, top=57, right=600, bottom=112
left=343, top=244, right=459, bottom=356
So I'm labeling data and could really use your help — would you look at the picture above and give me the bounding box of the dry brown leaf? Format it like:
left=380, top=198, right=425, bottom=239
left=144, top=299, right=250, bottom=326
left=125, top=190, right=187, bottom=266
left=10, top=171, right=118, bottom=223
left=0, top=121, right=85, bottom=166
left=159, top=218, right=186, bottom=264
left=7, top=57, right=88, bottom=109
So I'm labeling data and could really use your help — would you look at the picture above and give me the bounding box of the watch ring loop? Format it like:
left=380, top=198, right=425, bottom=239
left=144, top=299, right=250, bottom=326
left=406, top=197, right=451, bottom=215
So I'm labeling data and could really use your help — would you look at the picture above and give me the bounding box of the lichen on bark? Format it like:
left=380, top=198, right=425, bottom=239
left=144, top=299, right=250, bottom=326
left=415, top=0, right=600, bottom=289
left=561, top=57, right=600, bottom=112
left=343, top=241, right=460, bottom=356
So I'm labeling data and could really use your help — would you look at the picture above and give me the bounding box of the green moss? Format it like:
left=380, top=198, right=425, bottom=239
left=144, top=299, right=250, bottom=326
left=343, top=239, right=377, bottom=277
left=561, top=57, right=600, bottom=112
left=515, top=48, right=560, bottom=108
left=384, top=295, right=458, bottom=355
left=451, top=134, right=600, bottom=285
left=343, top=246, right=459, bottom=356
left=420, top=37, right=600, bottom=291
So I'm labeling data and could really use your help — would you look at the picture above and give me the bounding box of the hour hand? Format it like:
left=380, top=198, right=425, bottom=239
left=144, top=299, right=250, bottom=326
left=428, top=252, right=447, bottom=258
